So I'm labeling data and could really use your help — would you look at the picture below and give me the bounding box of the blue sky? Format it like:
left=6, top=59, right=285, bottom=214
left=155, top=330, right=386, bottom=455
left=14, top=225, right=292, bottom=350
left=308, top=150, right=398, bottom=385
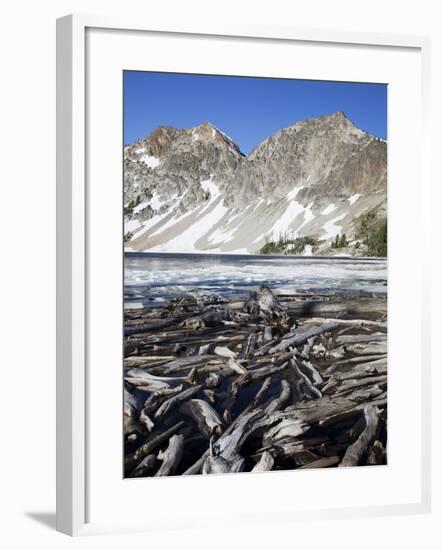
left=124, top=71, right=387, bottom=154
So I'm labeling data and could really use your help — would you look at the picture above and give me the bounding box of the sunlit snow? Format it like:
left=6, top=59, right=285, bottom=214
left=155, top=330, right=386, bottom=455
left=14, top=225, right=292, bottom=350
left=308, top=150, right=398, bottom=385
left=323, top=213, right=347, bottom=239
left=201, top=176, right=221, bottom=199
left=149, top=197, right=228, bottom=253
left=286, top=186, right=303, bottom=200
left=348, top=194, right=361, bottom=206
left=321, top=204, right=337, bottom=215
left=141, top=155, right=161, bottom=169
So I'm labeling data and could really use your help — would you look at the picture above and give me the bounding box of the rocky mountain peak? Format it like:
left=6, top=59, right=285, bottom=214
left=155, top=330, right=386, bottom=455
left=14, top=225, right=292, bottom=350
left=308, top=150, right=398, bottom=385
left=124, top=113, right=387, bottom=256
left=188, top=121, right=244, bottom=156
left=143, top=125, right=178, bottom=157
left=330, top=110, right=348, bottom=120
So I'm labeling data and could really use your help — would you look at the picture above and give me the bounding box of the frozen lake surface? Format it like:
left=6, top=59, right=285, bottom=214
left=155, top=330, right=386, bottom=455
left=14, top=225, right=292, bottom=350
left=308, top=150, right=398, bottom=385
left=124, top=252, right=387, bottom=307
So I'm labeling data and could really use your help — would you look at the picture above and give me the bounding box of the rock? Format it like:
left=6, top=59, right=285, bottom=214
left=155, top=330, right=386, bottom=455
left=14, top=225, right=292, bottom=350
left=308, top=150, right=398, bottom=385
left=124, top=113, right=387, bottom=255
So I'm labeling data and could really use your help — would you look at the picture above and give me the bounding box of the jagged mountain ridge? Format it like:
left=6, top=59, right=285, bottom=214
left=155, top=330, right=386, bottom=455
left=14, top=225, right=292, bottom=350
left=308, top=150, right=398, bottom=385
left=124, top=112, right=386, bottom=255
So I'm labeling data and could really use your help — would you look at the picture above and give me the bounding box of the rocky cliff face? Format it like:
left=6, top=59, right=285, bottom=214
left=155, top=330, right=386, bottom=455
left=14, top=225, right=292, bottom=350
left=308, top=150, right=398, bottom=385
left=124, top=113, right=387, bottom=255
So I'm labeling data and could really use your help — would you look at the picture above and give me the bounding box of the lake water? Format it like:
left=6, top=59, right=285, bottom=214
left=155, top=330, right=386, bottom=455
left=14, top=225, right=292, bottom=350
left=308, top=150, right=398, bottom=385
left=124, top=252, right=387, bottom=307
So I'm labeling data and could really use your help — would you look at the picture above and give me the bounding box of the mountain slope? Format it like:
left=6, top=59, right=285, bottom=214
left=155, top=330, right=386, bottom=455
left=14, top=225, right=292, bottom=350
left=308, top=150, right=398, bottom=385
left=124, top=113, right=387, bottom=256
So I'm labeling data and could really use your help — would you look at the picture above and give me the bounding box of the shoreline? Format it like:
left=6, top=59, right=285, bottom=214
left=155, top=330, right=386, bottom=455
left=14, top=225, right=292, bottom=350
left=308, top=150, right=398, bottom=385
left=124, top=250, right=387, bottom=261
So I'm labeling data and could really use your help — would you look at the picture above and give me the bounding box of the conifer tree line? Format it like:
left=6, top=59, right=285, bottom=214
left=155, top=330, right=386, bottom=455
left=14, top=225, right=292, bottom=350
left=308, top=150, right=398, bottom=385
left=331, top=233, right=348, bottom=249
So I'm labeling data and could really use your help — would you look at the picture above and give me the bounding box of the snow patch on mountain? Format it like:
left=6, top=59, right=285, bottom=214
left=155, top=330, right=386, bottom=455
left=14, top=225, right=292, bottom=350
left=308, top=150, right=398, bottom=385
left=299, top=203, right=315, bottom=228
left=200, top=176, right=221, bottom=199
left=286, top=185, right=303, bottom=200
left=323, top=213, right=347, bottom=239
left=140, top=155, right=160, bottom=169
left=348, top=194, right=361, bottom=206
left=271, top=200, right=305, bottom=238
left=321, top=204, right=337, bottom=215
left=131, top=210, right=171, bottom=239
left=133, top=201, right=149, bottom=214
left=125, top=219, right=142, bottom=233
left=149, top=197, right=228, bottom=253
left=208, top=224, right=237, bottom=245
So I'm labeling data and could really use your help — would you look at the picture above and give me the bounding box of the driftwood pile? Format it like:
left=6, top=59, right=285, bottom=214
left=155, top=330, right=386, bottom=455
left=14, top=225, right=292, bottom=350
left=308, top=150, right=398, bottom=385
left=124, top=285, right=387, bottom=477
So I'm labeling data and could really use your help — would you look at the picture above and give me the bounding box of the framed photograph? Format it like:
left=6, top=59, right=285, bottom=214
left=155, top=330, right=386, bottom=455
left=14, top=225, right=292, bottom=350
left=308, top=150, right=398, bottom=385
left=56, top=14, right=431, bottom=536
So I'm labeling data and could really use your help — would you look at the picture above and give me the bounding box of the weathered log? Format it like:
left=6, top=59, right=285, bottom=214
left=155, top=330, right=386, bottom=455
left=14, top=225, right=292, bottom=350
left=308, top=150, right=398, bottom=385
left=299, top=456, right=340, bottom=469
left=180, top=309, right=231, bottom=329
left=335, top=354, right=387, bottom=366
left=272, top=444, right=319, bottom=465
left=367, top=440, right=387, bottom=465
left=199, top=344, right=212, bottom=355
left=125, top=368, right=192, bottom=388
left=134, top=330, right=247, bottom=350
left=323, top=363, right=339, bottom=376
left=301, top=336, right=316, bottom=358
left=340, top=405, right=380, bottom=467
left=297, top=359, right=323, bottom=386
left=284, top=396, right=358, bottom=425
left=205, top=372, right=221, bottom=388
left=252, top=450, right=275, bottom=472
left=154, top=385, right=202, bottom=420
left=265, top=380, right=291, bottom=413
left=236, top=362, right=288, bottom=386
left=182, top=449, right=210, bottom=475
left=269, top=323, right=338, bottom=354
left=321, top=370, right=386, bottom=396
left=124, top=387, right=147, bottom=418
left=332, top=375, right=387, bottom=398
left=291, top=358, right=322, bottom=399
left=124, top=355, right=176, bottom=367
left=317, top=405, right=363, bottom=428
left=203, top=410, right=273, bottom=474
left=220, top=375, right=273, bottom=435
left=130, top=454, right=158, bottom=477
left=203, top=389, right=216, bottom=404
left=155, top=434, right=184, bottom=476
left=316, top=387, right=384, bottom=428
left=263, top=418, right=309, bottom=447
left=222, top=409, right=232, bottom=425
left=256, top=285, right=289, bottom=324
left=325, top=346, right=346, bottom=360
left=263, top=326, right=273, bottom=343
left=214, top=346, right=237, bottom=359
left=286, top=300, right=386, bottom=316
left=124, top=387, right=150, bottom=435
left=125, top=420, right=185, bottom=474
left=139, top=410, right=155, bottom=432
left=124, top=317, right=186, bottom=336
left=345, top=342, right=388, bottom=356
left=254, top=339, right=278, bottom=357
left=301, top=317, right=386, bottom=330
left=241, top=332, right=257, bottom=358
left=179, top=399, right=223, bottom=438
left=202, top=453, right=245, bottom=474
left=253, top=377, right=273, bottom=405
left=335, top=333, right=387, bottom=345
left=148, top=355, right=214, bottom=374
left=226, top=300, right=247, bottom=310
left=333, top=358, right=387, bottom=381
left=228, top=357, right=248, bottom=374
left=347, top=385, right=385, bottom=404
left=141, top=384, right=184, bottom=416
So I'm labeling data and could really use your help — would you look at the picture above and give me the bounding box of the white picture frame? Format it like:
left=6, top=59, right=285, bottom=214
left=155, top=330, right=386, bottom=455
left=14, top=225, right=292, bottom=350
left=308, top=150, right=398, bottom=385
left=56, top=13, right=431, bottom=536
